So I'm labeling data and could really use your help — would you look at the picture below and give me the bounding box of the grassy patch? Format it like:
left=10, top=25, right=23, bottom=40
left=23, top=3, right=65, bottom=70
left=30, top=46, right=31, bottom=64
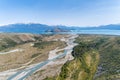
left=33, top=41, right=55, bottom=49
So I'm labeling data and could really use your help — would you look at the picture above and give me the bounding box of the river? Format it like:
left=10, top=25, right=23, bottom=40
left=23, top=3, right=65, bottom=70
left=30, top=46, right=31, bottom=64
left=7, top=34, right=78, bottom=80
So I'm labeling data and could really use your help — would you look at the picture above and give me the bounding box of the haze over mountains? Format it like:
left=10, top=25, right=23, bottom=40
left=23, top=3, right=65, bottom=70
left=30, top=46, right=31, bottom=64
left=0, top=23, right=120, bottom=34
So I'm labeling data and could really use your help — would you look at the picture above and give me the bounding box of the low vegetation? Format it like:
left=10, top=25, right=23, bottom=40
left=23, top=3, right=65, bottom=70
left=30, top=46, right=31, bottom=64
left=0, top=33, right=38, bottom=51
left=45, top=34, right=120, bottom=80
left=33, top=41, right=55, bottom=49
left=75, top=35, right=120, bottom=80
left=57, top=39, right=99, bottom=80
left=0, top=38, right=17, bottom=51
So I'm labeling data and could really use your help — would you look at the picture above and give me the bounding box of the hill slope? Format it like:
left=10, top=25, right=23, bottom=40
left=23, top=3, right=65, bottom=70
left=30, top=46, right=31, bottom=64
left=44, top=35, right=120, bottom=80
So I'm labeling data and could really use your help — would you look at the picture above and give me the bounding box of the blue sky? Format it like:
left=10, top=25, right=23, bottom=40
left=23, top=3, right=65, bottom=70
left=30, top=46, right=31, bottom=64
left=0, top=0, right=120, bottom=26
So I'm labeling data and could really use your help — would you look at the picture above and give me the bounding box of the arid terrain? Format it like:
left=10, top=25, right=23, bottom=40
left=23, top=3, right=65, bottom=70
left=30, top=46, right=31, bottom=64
left=0, top=33, right=120, bottom=80
left=0, top=33, right=75, bottom=80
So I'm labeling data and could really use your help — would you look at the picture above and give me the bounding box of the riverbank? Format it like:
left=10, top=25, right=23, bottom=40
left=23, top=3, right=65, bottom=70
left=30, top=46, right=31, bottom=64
left=0, top=34, right=78, bottom=80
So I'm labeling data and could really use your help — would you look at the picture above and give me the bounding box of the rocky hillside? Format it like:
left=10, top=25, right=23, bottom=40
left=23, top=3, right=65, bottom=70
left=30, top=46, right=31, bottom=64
left=44, top=35, right=120, bottom=80
left=74, top=35, right=120, bottom=80
left=57, top=47, right=99, bottom=80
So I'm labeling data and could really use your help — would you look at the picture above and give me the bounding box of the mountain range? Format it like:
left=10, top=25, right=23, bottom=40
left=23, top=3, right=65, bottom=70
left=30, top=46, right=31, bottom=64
left=0, top=23, right=120, bottom=34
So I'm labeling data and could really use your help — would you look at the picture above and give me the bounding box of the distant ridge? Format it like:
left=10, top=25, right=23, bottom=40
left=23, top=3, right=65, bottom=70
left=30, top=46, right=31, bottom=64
left=0, top=23, right=120, bottom=34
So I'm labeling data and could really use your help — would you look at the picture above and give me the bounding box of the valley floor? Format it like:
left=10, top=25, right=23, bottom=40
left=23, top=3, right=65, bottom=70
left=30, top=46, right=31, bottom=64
left=0, top=34, right=77, bottom=80
left=0, top=34, right=120, bottom=80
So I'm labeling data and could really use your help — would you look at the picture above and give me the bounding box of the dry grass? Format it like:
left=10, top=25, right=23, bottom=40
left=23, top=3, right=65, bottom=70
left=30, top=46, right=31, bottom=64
left=0, top=34, right=67, bottom=72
